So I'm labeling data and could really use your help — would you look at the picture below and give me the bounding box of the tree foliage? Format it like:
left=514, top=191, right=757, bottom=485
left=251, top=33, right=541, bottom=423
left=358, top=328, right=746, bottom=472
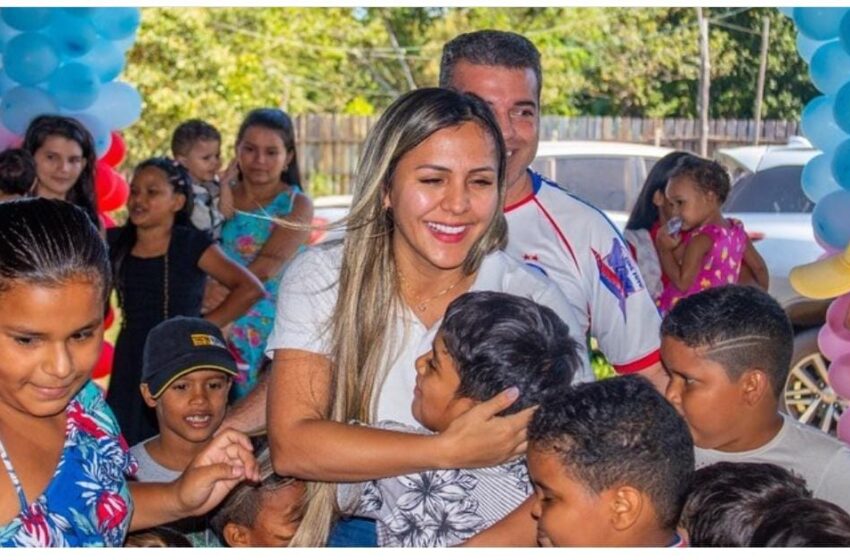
left=121, top=7, right=813, bottom=172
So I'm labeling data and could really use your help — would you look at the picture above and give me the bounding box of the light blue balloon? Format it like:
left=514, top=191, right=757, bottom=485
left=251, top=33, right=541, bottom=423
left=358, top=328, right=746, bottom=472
left=91, top=8, right=141, bottom=40
left=802, top=153, right=842, bottom=203
left=801, top=95, right=849, bottom=152
left=812, top=189, right=850, bottom=248
left=78, top=37, right=125, bottom=83
left=0, top=8, right=54, bottom=32
left=2, top=32, right=59, bottom=86
left=834, top=81, right=850, bottom=135
left=87, top=81, right=142, bottom=130
left=48, top=12, right=98, bottom=60
left=0, top=71, right=17, bottom=96
left=48, top=63, right=100, bottom=111
left=0, top=17, right=21, bottom=41
left=840, top=12, right=850, bottom=56
left=797, top=32, right=829, bottom=64
left=810, top=41, right=850, bottom=95
left=794, top=7, right=849, bottom=41
left=62, top=8, right=96, bottom=19
left=67, top=112, right=111, bottom=157
left=832, top=139, right=850, bottom=190
left=114, top=32, right=137, bottom=54
left=0, top=86, right=58, bottom=135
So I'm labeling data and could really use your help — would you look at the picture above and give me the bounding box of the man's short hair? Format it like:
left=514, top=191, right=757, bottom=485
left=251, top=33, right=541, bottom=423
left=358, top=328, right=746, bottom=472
left=750, top=497, right=850, bottom=547
left=439, top=30, right=542, bottom=98
left=680, top=461, right=812, bottom=546
left=660, top=285, right=793, bottom=398
left=171, top=119, right=222, bottom=157
left=441, top=291, right=579, bottom=415
left=528, top=376, right=694, bottom=529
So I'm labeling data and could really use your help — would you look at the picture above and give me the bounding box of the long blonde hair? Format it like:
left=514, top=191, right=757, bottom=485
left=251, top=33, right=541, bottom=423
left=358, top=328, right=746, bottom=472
left=291, top=88, right=507, bottom=546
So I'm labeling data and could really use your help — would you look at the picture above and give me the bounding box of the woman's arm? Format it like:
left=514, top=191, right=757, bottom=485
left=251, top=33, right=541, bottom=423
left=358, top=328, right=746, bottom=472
left=267, top=348, right=532, bottom=482
left=198, top=244, right=264, bottom=328
left=657, top=232, right=713, bottom=292
left=248, top=193, right=313, bottom=282
left=129, top=430, right=259, bottom=531
left=742, top=239, right=769, bottom=291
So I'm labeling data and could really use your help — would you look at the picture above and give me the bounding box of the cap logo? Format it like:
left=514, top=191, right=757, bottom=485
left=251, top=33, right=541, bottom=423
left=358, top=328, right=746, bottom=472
left=190, top=333, right=226, bottom=349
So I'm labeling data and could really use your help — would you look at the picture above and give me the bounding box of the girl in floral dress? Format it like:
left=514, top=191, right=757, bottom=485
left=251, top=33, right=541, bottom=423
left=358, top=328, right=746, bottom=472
left=655, top=155, right=769, bottom=314
left=217, top=109, right=313, bottom=399
left=0, top=199, right=258, bottom=547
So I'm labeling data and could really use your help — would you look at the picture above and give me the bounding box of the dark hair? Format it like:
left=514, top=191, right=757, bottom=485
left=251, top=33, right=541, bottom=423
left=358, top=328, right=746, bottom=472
left=680, top=462, right=812, bottom=546
left=660, top=285, right=793, bottom=398
left=236, top=108, right=302, bottom=188
left=125, top=526, right=193, bottom=547
left=23, top=115, right=99, bottom=226
left=171, top=118, right=222, bottom=157
left=0, top=198, right=110, bottom=303
left=440, top=30, right=542, bottom=98
left=209, top=440, right=304, bottom=542
left=750, top=497, right=850, bottom=547
left=108, top=157, right=195, bottom=312
left=441, top=291, right=579, bottom=415
left=625, top=151, right=691, bottom=231
left=667, top=154, right=731, bottom=203
left=0, top=148, right=36, bottom=196
left=528, top=376, right=694, bottom=530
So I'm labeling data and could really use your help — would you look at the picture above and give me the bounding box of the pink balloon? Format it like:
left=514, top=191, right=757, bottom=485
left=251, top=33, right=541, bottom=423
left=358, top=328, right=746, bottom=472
left=839, top=411, right=850, bottom=445
left=818, top=295, right=850, bottom=360
left=828, top=354, right=850, bottom=400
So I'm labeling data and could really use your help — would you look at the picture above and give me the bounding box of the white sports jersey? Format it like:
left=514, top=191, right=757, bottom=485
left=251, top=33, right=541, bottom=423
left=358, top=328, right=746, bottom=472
left=504, top=170, right=662, bottom=373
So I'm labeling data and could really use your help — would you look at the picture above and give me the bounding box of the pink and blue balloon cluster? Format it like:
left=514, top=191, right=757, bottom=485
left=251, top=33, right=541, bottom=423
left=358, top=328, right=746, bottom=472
left=0, top=7, right=141, bottom=155
left=784, top=7, right=850, bottom=443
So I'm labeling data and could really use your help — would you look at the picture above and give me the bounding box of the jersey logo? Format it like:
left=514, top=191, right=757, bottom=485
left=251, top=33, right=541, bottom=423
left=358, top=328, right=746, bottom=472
left=592, top=237, right=645, bottom=319
left=522, top=254, right=549, bottom=277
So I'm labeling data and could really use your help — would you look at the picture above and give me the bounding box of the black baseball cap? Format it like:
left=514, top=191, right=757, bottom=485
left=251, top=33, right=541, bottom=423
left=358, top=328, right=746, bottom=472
left=142, top=316, right=238, bottom=398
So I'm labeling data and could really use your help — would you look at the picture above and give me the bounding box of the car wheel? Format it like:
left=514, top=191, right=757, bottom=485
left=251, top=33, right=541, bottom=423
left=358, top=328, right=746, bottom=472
left=783, top=327, right=848, bottom=435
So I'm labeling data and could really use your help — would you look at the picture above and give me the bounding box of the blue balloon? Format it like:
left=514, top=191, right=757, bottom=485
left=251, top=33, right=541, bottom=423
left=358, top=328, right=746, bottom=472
left=832, top=139, right=850, bottom=190
left=91, top=8, right=141, bottom=41
left=2, top=32, right=59, bottom=86
left=0, top=71, right=17, bottom=96
left=87, top=81, right=142, bottom=130
left=802, top=154, right=842, bottom=203
left=48, top=12, right=98, bottom=60
left=834, top=81, right=850, bottom=135
left=794, top=7, right=849, bottom=41
left=797, top=32, right=829, bottom=64
left=810, top=41, right=850, bottom=95
left=114, top=32, right=137, bottom=54
left=77, top=37, right=125, bottom=83
left=0, top=86, right=58, bottom=135
left=778, top=7, right=795, bottom=18
left=48, top=63, right=100, bottom=111
left=0, top=17, right=21, bottom=41
left=62, top=8, right=96, bottom=19
left=812, top=189, right=850, bottom=248
left=67, top=112, right=111, bottom=157
left=0, top=8, right=54, bottom=32
left=840, top=12, right=850, bottom=56
left=801, top=95, right=849, bottom=152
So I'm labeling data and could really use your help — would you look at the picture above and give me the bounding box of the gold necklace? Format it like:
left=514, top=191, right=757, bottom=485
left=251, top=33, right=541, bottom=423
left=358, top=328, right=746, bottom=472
left=397, top=268, right=466, bottom=313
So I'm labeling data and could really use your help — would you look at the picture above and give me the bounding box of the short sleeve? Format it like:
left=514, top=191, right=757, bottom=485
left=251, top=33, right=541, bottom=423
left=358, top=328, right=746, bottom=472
left=265, top=244, right=342, bottom=357
left=183, top=226, right=214, bottom=264
left=73, top=381, right=138, bottom=478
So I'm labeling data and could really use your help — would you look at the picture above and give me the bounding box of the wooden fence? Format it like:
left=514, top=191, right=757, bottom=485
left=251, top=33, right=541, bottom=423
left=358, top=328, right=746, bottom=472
left=293, top=115, right=801, bottom=196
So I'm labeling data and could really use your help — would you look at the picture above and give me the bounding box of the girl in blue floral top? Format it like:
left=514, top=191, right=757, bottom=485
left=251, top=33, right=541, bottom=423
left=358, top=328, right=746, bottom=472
left=0, top=199, right=259, bottom=547
left=215, top=109, right=313, bottom=399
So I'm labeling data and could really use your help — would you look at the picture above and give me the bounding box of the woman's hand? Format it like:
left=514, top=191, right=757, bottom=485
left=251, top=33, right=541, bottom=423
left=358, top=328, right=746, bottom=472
left=218, top=159, right=239, bottom=219
left=436, top=387, right=534, bottom=469
left=173, top=429, right=260, bottom=518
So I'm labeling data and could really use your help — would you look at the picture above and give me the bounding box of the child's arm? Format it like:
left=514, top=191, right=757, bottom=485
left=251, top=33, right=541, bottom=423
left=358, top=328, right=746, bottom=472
left=198, top=245, right=265, bottom=328
left=129, top=430, right=260, bottom=531
left=249, top=193, right=313, bottom=282
left=742, top=238, right=769, bottom=291
left=459, top=497, right=537, bottom=547
left=656, top=231, right=713, bottom=292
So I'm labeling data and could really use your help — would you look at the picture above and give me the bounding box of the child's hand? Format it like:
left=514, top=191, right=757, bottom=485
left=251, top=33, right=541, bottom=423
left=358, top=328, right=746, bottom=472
left=437, top=387, right=533, bottom=469
left=655, top=227, right=681, bottom=252
left=173, top=429, right=260, bottom=518
left=202, top=278, right=230, bottom=312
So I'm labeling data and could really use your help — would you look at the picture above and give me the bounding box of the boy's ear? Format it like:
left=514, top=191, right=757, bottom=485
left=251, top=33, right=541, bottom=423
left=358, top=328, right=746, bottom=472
left=174, top=155, right=188, bottom=166
left=740, top=368, right=772, bottom=406
left=223, top=522, right=251, bottom=547
left=140, top=384, right=158, bottom=408
left=608, top=485, right=642, bottom=532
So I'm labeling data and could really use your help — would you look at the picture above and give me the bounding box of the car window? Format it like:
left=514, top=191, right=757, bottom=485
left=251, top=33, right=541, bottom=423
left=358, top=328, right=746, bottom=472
left=531, top=156, right=634, bottom=211
left=723, top=165, right=814, bottom=213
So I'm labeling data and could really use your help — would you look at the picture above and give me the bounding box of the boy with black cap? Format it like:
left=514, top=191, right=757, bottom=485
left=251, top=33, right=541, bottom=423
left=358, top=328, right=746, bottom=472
left=129, top=316, right=238, bottom=546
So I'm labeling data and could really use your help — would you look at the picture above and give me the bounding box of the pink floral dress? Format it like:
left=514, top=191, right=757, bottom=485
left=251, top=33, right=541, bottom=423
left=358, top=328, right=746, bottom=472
left=657, top=219, right=748, bottom=314
left=0, top=381, right=137, bottom=547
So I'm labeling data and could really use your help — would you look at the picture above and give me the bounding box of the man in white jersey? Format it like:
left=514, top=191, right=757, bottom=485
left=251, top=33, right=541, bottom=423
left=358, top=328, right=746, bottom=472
left=440, top=30, right=666, bottom=389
